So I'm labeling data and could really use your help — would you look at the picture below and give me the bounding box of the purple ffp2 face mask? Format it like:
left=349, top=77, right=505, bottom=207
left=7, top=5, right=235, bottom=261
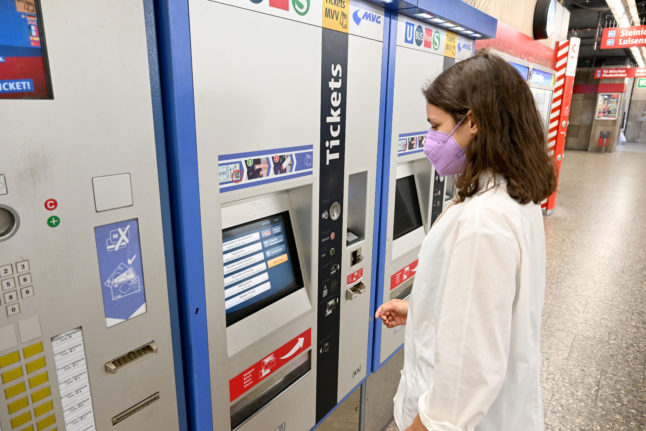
left=423, top=115, right=468, bottom=176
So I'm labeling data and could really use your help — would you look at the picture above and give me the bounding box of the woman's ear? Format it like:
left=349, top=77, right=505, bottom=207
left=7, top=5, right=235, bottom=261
left=466, top=111, right=478, bottom=137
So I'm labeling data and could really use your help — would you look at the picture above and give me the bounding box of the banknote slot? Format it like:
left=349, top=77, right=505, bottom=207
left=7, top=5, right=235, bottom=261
left=230, top=351, right=311, bottom=430
left=393, top=282, right=413, bottom=301
left=111, top=392, right=160, bottom=425
left=105, top=341, right=157, bottom=374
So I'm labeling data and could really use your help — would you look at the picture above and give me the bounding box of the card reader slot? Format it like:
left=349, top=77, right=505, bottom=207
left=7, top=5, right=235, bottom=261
left=111, top=392, right=160, bottom=425
left=230, top=351, right=311, bottom=430
left=105, top=341, right=158, bottom=374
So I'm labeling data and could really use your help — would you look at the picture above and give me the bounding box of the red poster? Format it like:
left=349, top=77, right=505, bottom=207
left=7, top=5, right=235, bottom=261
left=390, top=260, right=418, bottom=291
left=229, top=328, right=311, bottom=402
left=601, top=26, right=646, bottom=49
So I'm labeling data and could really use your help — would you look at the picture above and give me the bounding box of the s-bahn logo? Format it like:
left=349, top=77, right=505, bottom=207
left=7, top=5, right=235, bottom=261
left=292, top=0, right=310, bottom=15
left=404, top=22, right=415, bottom=44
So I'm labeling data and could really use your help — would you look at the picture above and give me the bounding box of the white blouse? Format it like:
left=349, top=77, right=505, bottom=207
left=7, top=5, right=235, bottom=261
left=393, top=175, right=546, bottom=431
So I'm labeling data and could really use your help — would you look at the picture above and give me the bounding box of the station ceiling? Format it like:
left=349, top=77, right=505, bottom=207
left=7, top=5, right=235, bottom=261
left=564, top=0, right=646, bottom=67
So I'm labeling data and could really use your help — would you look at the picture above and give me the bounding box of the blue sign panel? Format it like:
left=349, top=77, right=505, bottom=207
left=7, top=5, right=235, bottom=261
left=404, top=22, right=415, bottom=44
left=94, top=219, right=147, bottom=327
left=509, top=62, right=529, bottom=81
left=530, top=69, right=553, bottom=87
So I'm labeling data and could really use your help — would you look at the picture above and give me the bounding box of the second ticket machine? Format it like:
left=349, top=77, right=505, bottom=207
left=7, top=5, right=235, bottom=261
left=371, top=3, right=496, bottom=371
left=157, top=0, right=387, bottom=429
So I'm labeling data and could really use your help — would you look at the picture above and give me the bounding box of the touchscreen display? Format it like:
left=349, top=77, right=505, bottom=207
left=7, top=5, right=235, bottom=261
left=0, top=0, right=52, bottom=99
left=393, top=175, right=423, bottom=240
left=222, top=211, right=303, bottom=326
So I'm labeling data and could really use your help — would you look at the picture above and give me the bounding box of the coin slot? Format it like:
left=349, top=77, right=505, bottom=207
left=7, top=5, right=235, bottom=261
left=0, top=205, right=19, bottom=242
left=105, top=341, right=157, bottom=374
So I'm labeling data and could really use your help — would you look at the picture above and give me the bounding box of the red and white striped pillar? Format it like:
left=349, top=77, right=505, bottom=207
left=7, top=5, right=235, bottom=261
left=542, top=37, right=580, bottom=215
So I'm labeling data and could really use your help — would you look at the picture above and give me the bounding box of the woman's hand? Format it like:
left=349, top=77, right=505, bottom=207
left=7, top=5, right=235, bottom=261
left=405, top=415, right=428, bottom=431
left=375, top=299, right=409, bottom=328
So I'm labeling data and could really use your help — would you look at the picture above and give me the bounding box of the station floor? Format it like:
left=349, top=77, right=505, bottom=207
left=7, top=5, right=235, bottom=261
left=320, top=143, right=646, bottom=431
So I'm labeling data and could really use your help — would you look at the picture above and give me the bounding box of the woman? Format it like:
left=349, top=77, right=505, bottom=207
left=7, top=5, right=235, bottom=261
left=375, top=52, right=556, bottom=431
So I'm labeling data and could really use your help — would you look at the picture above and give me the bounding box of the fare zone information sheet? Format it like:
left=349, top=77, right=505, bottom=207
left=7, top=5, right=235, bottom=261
left=52, top=328, right=97, bottom=431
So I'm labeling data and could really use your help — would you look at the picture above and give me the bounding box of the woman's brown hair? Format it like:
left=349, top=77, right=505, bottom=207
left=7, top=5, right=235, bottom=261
left=423, top=51, right=557, bottom=204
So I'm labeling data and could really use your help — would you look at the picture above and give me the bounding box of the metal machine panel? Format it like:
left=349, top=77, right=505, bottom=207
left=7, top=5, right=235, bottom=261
left=0, top=1, right=183, bottom=430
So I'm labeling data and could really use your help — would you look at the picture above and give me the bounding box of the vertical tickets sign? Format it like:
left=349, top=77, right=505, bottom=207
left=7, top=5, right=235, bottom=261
left=317, top=3, right=348, bottom=420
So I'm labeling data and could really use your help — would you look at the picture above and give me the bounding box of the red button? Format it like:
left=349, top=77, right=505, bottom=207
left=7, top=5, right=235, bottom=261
left=44, top=199, right=58, bottom=211
left=330, top=232, right=336, bottom=240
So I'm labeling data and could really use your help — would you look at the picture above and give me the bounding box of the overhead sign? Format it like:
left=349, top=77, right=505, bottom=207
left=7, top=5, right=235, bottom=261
left=601, top=25, right=646, bottom=49
left=594, top=67, right=646, bottom=79
left=638, top=78, right=646, bottom=88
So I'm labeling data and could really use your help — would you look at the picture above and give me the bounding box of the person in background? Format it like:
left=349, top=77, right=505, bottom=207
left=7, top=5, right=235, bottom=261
left=376, top=52, right=556, bottom=431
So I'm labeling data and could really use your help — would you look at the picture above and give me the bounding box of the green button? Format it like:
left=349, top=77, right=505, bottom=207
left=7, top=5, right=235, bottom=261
left=46, top=216, right=60, bottom=228
left=330, top=248, right=335, bottom=256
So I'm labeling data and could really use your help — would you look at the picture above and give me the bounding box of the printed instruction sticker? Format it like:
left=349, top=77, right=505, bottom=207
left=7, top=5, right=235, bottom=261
left=52, top=328, right=97, bottom=431
left=218, top=145, right=314, bottom=192
left=94, top=219, right=147, bottom=327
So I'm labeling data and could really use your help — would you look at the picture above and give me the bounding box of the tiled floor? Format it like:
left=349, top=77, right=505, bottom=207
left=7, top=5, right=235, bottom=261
left=321, top=145, right=646, bottom=430
left=540, top=145, right=646, bottom=431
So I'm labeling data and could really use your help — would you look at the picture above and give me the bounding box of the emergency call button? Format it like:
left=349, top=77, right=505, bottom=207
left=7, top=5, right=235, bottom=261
left=44, top=199, right=57, bottom=211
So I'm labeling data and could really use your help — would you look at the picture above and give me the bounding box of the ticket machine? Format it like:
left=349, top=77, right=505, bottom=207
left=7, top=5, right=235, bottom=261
left=157, top=0, right=386, bottom=429
left=0, top=1, right=185, bottom=430
left=504, top=54, right=555, bottom=135
left=371, top=4, right=496, bottom=372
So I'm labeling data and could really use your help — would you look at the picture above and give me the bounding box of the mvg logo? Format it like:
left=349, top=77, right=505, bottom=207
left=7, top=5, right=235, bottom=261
left=352, top=9, right=382, bottom=25
left=404, top=22, right=415, bottom=44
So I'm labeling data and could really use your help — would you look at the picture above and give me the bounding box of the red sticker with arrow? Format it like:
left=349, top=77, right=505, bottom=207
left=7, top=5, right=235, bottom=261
left=229, top=328, right=311, bottom=402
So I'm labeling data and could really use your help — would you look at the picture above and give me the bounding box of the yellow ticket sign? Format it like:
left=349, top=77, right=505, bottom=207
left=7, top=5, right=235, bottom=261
left=323, top=0, right=349, bottom=33
left=444, top=31, right=457, bottom=58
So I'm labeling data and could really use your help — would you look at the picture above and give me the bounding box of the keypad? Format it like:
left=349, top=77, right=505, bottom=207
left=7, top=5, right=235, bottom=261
left=0, top=260, right=33, bottom=318
left=0, top=340, right=57, bottom=430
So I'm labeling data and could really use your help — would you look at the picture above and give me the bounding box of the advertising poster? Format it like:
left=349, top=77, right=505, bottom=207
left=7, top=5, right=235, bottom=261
left=0, top=0, right=51, bottom=99
left=595, top=93, right=621, bottom=120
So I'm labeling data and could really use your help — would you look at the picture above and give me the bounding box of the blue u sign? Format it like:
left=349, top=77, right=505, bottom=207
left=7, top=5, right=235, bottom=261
left=405, top=22, right=415, bottom=44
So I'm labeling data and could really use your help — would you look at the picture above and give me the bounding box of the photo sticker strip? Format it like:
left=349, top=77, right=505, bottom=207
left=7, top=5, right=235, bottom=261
left=397, top=131, right=427, bottom=156
left=94, top=219, right=147, bottom=328
left=218, top=145, right=314, bottom=192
